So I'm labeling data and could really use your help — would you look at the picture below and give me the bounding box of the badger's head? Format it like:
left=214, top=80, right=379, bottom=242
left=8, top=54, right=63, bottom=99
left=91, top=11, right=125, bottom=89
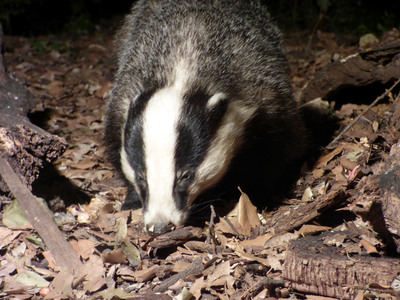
left=120, top=75, right=255, bottom=233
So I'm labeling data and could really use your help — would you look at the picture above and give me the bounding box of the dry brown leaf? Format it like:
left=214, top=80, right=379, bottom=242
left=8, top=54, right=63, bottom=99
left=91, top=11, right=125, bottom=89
left=264, top=232, right=298, bottom=249
left=69, top=239, right=95, bottom=260
left=0, top=260, right=16, bottom=277
left=115, top=217, right=128, bottom=242
left=237, top=188, right=260, bottom=233
left=301, top=186, right=314, bottom=202
left=3, top=279, right=32, bottom=299
left=206, top=260, right=230, bottom=285
left=225, top=188, right=261, bottom=236
left=315, top=145, right=344, bottom=168
left=115, top=265, right=136, bottom=282
left=297, top=224, right=332, bottom=236
left=190, top=276, right=205, bottom=299
left=172, top=260, right=192, bottom=273
left=214, top=217, right=240, bottom=236
left=47, top=270, right=74, bottom=299
left=103, top=248, right=127, bottom=264
left=82, top=255, right=106, bottom=292
left=239, top=233, right=273, bottom=247
left=0, top=227, right=22, bottom=249
left=121, top=239, right=141, bottom=267
left=312, top=168, right=325, bottom=179
left=29, top=264, right=56, bottom=278
left=96, top=213, right=117, bottom=233
left=133, top=265, right=160, bottom=283
left=11, top=242, right=26, bottom=257
left=235, top=246, right=270, bottom=267
left=68, top=157, right=98, bottom=170
left=332, top=164, right=347, bottom=183
left=266, top=252, right=285, bottom=271
left=360, top=239, right=378, bottom=255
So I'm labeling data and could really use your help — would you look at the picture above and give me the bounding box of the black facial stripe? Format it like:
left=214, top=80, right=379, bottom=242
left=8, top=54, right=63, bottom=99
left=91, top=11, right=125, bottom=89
left=124, top=90, right=155, bottom=204
left=176, top=90, right=228, bottom=168
left=174, top=90, right=228, bottom=209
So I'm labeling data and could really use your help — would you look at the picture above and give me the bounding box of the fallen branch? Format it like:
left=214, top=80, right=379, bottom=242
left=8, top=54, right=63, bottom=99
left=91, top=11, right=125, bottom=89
left=154, top=256, right=204, bottom=293
left=327, top=78, right=400, bottom=148
left=0, top=156, right=83, bottom=275
left=265, top=189, right=347, bottom=234
left=240, top=277, right=284, bottom=300
left=147, top=226, right=204, bottom=249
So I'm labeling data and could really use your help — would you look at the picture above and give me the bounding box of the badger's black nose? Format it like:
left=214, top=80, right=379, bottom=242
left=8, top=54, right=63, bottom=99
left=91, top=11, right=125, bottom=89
left=145, top=222, right=174, bottom=235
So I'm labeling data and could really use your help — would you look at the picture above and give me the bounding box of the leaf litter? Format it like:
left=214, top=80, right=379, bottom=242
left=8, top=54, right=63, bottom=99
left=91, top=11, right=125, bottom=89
left=1, top=29, right=400, bottom=299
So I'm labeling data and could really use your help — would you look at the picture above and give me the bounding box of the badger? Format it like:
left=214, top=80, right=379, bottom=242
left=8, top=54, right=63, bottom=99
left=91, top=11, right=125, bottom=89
left=105, top=0, right=306, bottom=233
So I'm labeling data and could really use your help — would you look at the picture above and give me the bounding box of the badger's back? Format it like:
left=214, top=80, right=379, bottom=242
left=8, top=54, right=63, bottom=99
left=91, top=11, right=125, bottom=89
left=105, top=0, right=306, bottom=232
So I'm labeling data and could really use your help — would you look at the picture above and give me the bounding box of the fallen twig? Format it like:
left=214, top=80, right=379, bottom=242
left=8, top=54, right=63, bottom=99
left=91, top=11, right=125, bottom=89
left=327, top=78, right=400, bottom=148
left=207, top=205, right=217, bottom=255
left=147, top=226, right=204, bottom=249
left=153, top=256, right=204, bottom=293
left=240, top=277, right=285, bottom=300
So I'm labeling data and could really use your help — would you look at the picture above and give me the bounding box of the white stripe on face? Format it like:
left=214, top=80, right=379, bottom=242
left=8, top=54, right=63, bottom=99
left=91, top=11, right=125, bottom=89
left=141, top=69, right=188, bottom=226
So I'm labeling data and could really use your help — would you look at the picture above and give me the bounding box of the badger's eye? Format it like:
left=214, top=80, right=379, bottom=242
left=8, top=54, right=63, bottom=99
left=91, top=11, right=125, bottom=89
left=136, top=172, right=146, bottom=184
left=177, top=170, right=194, bottom=184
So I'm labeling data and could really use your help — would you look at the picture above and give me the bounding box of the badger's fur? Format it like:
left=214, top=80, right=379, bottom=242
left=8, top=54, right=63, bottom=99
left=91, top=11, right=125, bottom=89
left=105, top=0, right=306, bottom=233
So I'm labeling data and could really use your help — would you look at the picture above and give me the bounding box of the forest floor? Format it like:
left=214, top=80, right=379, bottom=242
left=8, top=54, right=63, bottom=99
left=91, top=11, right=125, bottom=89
left=1, top=26, right=400, bottom=299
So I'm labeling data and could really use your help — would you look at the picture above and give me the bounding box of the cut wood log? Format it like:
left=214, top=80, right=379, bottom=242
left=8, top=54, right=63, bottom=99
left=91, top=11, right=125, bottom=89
left=283, top=232, right=400, bottom=299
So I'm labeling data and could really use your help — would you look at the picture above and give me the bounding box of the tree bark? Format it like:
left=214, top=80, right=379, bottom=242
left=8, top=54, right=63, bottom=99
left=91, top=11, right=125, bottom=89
left=0, top=24, right=66, bottom=193
left=283, top=232, right=400, bottom=299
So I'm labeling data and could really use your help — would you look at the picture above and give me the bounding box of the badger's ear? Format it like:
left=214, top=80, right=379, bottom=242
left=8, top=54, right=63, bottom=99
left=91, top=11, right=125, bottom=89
left=206, top=92, right=227, bottom=110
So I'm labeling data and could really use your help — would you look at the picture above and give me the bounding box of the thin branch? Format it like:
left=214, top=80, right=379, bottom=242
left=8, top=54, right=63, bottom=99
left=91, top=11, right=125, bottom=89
left=207, top=205, right=218, bottom=255
left=154, top=256, right=203, bottom=293
left=0, top=156, right=83, bottom=275
left=327, top=78, right=400, bottom=148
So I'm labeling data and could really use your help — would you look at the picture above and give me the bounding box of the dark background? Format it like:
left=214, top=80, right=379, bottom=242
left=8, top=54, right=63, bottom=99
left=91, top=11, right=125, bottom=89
left=1, top=0, right=400, bottom=38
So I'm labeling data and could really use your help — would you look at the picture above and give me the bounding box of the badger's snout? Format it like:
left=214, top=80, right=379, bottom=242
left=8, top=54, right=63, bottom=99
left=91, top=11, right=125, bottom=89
left=143, top=198, right=188, bottom=231
left=145, top=223, right=171, bottom=235
left=143, top=212, right=184, bottom=234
